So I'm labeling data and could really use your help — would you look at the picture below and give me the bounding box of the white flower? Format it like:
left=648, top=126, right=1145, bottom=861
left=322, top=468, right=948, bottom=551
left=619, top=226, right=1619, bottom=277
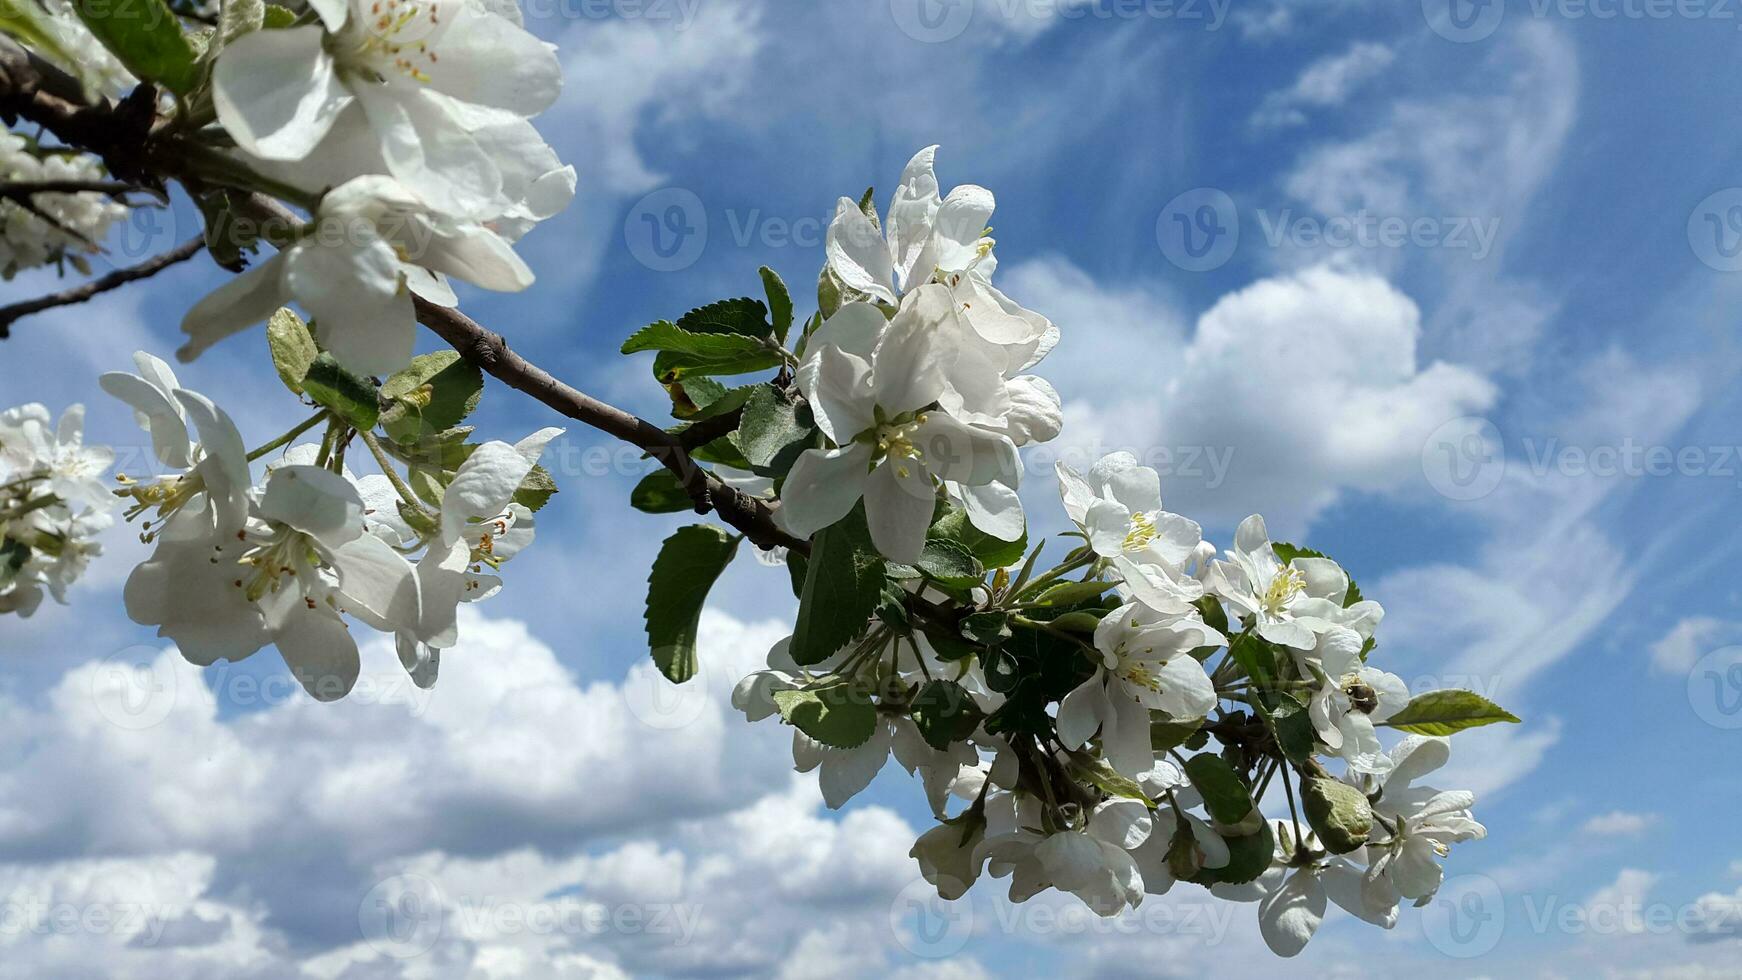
left=1358, top=736, right=1486, bottom=916
left=211, top=0, right=563, bottom=217
left=823, top=146, right=1062, bottom=542
left=125, top=461, right=421, bottom=701
left=1300, top=626, right=1409, bottom=774
left=179, top=175, right=534, bottom=375
left=975, top=795, right=1152, bottom=914
left=826, top=145, right=1053, bottom=351
left=0, top=132, right=128, bottom=275
left=0, top=403, right=114, bottom=512
left=912, top=816, right=986, bottom=901
left=792, top=714, right=974, bottom=812
left=1206, top=514, right=1348, bottom=649
left=1056, top=452, right=1209, bottom=614
left=780, top=285, right=1021, bottom=563
left=400, top=427, right=561, bottom=678
left=1055, top=602, right=1224, bottom=775
left=101, top=356, right=253, bottom=539
left=1249, top=825, right=1395, bottom=957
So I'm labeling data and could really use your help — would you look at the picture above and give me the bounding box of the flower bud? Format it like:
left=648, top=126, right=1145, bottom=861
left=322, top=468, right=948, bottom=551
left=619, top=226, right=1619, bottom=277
left=1302, top=777, right=1372, bottom=854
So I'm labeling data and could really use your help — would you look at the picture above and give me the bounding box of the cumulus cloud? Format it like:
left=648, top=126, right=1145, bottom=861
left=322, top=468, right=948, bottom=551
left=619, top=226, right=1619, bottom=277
left=1007, top=258, right=1496, bottom=535
left=0, top=609, right=955, bottom=978
left=1580, top=812, right=1659, bottom=838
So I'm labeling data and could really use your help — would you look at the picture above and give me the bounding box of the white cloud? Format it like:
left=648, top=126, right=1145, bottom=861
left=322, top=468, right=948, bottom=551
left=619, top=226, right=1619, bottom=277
left=1650, top=616, right=1735, bottom=674
left=1584, top=869, right=1660, bottom=937
left=1006, top=258, right=1496, bottom=535
left=1580, top=812, right=1658, bottom=838
left=1251, top=42, right=1394, bottom=129
left=0, top=608, right=956, bottom=978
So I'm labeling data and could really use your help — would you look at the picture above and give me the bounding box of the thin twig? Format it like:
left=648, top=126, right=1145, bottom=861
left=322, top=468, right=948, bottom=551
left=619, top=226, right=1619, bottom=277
left=0, top=235, right=205, bottom=338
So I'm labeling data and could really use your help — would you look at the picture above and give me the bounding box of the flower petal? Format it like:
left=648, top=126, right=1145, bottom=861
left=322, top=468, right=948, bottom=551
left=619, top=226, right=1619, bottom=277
left=212, top=28, right=348, bottom=160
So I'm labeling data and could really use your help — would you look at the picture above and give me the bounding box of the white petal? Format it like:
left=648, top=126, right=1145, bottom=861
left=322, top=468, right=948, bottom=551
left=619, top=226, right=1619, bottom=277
left=825, top=197, right=896, bottom=304
left=333, top=532, right=420, bottom=633
left=863, top=457, right=936, bottom=564
left=1056, top=675, right=1110, bottom=750
left=1259, top=869, right=1326, bottom=957
left=818, top=723, right=893, bottom=809
left=777, top=444, right=872, bottom=540
left=178, top=252, right=290, bottom=362
left=212, top=28, right=349, bottom=160
left=259, top=465, right=364, bottom=548
left=957, top=479, right=1024, bottom=543
left=264, top=590, right=359, bottom=703
left=99, top=371, right=191, bottom=468
left=173, top=391, right=251, bottom=534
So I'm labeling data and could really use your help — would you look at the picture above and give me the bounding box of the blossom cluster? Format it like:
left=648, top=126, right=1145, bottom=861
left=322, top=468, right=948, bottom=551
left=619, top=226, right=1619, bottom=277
left=0, top=402, right=114, bottom=616
left=638, top=149, right=1509, bottom=956
left=0, top=132, right=129, bottom=279
left=104, top=348, right=561, bottom=699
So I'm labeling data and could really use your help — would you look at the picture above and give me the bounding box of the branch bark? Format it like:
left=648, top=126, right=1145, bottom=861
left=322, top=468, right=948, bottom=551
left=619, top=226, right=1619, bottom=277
left=0, top=235, right=205, bottom=338
left=0, top=44, right=804, bottom=553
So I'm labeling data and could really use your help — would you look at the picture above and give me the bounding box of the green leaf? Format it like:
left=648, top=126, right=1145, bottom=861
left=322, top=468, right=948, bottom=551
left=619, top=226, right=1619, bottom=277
left=1226, top=631, right=1279, bottom=690
left=378, top=351, right=483, bottom=445
left=736, top=384, right=812, bottom=470
left=216, top=0, right=263, bottom=49
left=265, top=308, right=316, bottom=395
left=1302, top=777, right=1372, bottom=854
left=261, top=3, right=297, bottom=27
left=1269, top=700, right=1316, bottom=764
left=644, top=525, right=740, bottom=683
left=301, top=353, right=378, bottom=431
left=676, top=296, right=773, bottom=338
left=1150, top=718, right=1203, bottom=754
left=512, top=464, right=557, bottom=513
left=759, top=267, right=794, bottom=344
left=962, top=611, right=1012, bottom=645
left=622, top=321, right=783, bottom=381
left=1, top=5, right=81, bottom=67
left=927, top=508, right=1027, bottom=569
left=817, top=266, right=845, bottom=321
left=72, top=0, right=200, bottom=93
left=789, top=506, right=884, bottom=666
left=629, top=470, right=692, bottom=514
left=857, top=186, right=878, bottom=220
left=915, top=539, right=983, bottom=588
left=1069, top=758, right=1155, bottom=806
left=1183, top=754, right=1254, bottom=825
left=910, top=680, right=982, bottom=750
left=774, top=680, right=876, bottom=749
left=1048, top=610, right=1106, bottom=633
left=194, top=191, right=252, bottom=271
left=1383, top=690, right=1521, bottom=736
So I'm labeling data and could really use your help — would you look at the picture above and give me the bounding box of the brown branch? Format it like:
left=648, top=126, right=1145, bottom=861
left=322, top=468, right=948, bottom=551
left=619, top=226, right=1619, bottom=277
left=0, top=235, right=205, bottom=338
left=0, top=41, right=805, bottom=553
left=0, top=179, right=145, bottom=199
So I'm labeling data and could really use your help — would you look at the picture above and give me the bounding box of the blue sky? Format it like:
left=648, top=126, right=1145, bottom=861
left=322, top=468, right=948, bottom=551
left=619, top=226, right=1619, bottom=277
left=3, top=0, right=1742, bottom=976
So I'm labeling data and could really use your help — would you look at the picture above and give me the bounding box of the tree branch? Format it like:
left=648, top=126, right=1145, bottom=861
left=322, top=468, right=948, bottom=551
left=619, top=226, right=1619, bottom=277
left=0, top=235, right=205, bottom=338
left=0, top=39, right=806, bottom=553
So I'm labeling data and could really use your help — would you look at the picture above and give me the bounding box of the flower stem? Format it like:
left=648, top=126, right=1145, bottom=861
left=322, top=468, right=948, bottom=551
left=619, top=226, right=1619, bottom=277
left=359, top=430, right=429, bottom=517
left=246, top=412, right=328, bottom=463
